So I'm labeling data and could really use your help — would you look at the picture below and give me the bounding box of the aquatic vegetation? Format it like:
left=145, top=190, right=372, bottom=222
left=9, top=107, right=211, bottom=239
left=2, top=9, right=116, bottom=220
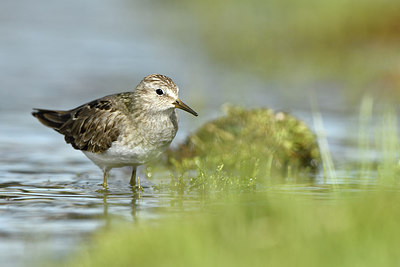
left=166, top=105, right=320, bottom=192
left=63, top=189, right=400, bottom=267
left=58, top=100, right=400, bottom=267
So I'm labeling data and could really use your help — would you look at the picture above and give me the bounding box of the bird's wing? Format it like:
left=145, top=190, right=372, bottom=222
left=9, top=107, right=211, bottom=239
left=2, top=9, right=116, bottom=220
left=33, top=94, right=130, bottom=153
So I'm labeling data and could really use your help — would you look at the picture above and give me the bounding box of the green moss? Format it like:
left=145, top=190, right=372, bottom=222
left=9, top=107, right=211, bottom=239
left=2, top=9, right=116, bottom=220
left=167, top=106, right=320, bottom=192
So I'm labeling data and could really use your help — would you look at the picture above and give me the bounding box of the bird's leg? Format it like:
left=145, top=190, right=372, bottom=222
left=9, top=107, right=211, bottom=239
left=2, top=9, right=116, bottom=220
left=102, top=168, right=110, bottom=189
left=137, top=176, right=142, bottom=190
left=130, top=167, right=137, bottom=187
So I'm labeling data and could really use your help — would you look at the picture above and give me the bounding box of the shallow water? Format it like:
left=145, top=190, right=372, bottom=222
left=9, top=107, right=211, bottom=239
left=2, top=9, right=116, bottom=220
left=0, top=0, right=368, bottom=266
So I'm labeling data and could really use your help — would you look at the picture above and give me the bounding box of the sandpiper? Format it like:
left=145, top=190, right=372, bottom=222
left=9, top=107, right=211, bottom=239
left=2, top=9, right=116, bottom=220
left=32, top=74, right=198, bottom=188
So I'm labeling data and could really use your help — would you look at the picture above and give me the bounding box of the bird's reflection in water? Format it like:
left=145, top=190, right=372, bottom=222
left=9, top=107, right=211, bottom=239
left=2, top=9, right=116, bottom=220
left=99, top=182, right=145, bottom=228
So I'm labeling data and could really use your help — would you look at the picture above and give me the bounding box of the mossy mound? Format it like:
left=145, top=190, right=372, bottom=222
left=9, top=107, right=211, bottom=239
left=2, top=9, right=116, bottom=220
left=168, top=106, right=320, bottom=186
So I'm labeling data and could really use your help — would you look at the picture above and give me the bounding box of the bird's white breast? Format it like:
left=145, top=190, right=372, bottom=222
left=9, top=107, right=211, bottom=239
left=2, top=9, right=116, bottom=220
left=83, top=141, right=169, bottom=169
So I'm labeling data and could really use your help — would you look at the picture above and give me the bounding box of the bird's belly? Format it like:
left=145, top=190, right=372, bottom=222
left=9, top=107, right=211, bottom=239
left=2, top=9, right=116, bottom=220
left=83, top=141, right=169, bottom=169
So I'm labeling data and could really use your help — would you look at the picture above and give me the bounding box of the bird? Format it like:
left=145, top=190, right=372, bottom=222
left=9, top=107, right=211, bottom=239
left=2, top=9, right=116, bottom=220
left=32, top=74, right=198, bottom=189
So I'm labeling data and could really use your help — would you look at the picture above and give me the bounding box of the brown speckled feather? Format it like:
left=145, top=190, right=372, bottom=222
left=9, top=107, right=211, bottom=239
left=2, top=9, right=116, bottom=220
left=32, top=93, right=132, bottom=153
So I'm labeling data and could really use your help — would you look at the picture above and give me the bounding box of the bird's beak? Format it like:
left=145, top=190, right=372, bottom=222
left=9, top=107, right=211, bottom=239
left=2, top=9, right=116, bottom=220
left=173, top=98, right=198, bottom=116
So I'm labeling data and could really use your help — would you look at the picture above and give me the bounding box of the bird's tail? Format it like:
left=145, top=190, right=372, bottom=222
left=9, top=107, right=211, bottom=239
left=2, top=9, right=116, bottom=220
left=32, top=109, right=71, bottom=132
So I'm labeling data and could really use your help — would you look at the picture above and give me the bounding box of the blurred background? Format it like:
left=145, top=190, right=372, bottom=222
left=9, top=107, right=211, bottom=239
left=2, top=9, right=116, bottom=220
left=1, top=0, right=400, bottom=266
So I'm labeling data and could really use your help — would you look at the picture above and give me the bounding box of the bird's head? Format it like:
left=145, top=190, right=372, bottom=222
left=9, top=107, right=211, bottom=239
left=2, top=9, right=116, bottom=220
left=134, top=74, right=198, bottom=117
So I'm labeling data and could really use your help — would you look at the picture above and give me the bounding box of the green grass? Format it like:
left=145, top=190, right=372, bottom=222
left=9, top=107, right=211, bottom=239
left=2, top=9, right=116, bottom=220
left=63, top=190, right=400, bottom=267
left=59, top=99, right=400, bottom=267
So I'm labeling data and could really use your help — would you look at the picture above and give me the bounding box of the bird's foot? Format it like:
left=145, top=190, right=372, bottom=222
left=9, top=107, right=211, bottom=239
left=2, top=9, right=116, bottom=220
left=98, top=182, right=109, bottom=190
left=130, top=176, right=143, bottom=191
left=137, top=176, right=143, bottom=191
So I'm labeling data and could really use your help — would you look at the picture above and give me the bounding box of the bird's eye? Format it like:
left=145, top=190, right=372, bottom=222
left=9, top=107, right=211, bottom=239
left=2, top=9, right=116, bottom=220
left=156, top=89, right=164, bottom=95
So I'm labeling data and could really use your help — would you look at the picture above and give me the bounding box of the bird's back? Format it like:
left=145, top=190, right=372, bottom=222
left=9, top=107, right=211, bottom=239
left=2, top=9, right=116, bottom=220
left=32, top=93, right=132, bottom=153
